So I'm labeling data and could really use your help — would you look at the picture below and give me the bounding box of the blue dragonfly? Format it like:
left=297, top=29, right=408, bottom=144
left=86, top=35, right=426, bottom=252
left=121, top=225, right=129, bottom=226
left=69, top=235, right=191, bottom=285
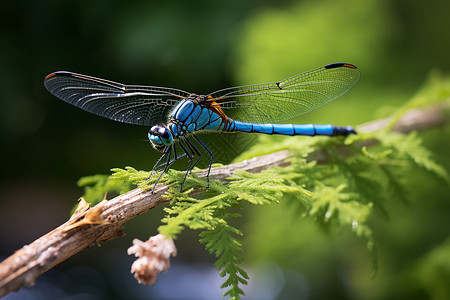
left=44, top=63, right=360, bottom=191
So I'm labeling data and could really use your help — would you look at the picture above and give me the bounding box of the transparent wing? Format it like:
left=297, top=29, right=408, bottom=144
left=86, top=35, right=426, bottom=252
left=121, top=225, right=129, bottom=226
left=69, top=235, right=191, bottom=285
left=44, top=71, right=190, bottom=126
left=207, top=63, right=360, bottom=124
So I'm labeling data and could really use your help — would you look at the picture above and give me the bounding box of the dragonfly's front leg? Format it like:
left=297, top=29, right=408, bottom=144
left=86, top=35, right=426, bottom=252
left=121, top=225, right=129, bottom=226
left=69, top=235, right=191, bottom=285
left=151, top=145, right=187, bottom=174
left=150, top=146, right=173, bottom=193
left=149, top=146, right=170, bottom=180
left=167, top=143, right=187, bottom=166
left=150, top=143, right=193, bottom=192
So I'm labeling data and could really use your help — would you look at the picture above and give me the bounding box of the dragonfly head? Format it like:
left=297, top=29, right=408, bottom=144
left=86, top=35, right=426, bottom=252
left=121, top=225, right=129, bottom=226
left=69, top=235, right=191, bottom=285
left=148, top=125, right=173, bottom=151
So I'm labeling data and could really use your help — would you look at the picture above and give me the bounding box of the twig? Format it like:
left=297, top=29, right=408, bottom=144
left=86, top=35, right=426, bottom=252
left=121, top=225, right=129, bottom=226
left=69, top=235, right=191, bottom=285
left=357, top=103, right=448, bottom=133
left=0, top=102, right=449, bottom=297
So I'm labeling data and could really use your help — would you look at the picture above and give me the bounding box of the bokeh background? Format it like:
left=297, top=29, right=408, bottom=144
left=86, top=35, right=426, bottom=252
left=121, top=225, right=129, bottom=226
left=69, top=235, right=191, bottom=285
left=1, top=0, right=450, bottom=299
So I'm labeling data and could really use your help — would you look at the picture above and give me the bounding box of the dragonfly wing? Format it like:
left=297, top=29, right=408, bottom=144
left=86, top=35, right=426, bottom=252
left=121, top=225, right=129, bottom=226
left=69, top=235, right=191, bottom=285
left=207, top=63, right=360, bottom=124
left=44, top=71, right=190, bottom=126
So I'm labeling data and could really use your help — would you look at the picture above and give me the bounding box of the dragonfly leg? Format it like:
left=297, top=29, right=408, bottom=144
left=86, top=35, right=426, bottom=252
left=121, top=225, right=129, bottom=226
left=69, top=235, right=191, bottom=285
left=177, top=139, right=195, bottom=192
left=153, top=145, right=187, bottom=173
left=183, top=136, right=202, bottom=174
left=168, top=143, right=187, bottom=165
left=151, top=146, right=173, bottom=193
left=150, top=144, right=192, bottom=193
left=149, top=146, right=170, bottom=179
left=192, top=135, right=213, bottom=188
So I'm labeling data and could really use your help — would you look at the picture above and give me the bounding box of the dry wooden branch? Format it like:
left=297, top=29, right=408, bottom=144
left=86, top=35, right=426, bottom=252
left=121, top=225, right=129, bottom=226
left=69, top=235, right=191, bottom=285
left=0, top=102, right=449, bottom=297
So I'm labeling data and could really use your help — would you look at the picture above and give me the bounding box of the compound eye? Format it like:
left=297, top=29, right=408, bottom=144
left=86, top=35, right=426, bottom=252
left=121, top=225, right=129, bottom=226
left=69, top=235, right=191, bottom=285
left=158, top=127, right=170, bottom=138
left=150, top=125, right=159, bottom=135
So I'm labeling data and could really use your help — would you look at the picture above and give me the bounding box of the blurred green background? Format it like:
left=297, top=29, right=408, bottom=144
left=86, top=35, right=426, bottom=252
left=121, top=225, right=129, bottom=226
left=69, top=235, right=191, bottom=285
left=1, top=0, right=450, bottom=299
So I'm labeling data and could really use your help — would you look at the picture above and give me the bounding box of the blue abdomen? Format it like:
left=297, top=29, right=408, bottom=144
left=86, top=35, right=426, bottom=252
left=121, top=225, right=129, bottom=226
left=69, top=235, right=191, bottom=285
left=228, top=120, right=354, bottom=136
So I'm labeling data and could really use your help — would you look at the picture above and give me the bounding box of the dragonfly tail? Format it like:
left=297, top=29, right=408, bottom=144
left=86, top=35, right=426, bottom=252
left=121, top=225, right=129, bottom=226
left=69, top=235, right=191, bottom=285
left=332, top=125, right=357, bottom=136
left=230, top=120, right=356, bottom=137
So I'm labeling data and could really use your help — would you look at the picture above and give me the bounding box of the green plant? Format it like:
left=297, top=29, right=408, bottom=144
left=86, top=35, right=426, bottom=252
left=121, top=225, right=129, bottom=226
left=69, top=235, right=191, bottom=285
left=78, top=76, right=449, bottom=300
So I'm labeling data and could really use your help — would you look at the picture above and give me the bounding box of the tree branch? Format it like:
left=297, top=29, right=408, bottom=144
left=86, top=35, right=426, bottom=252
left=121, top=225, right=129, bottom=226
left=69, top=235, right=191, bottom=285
left=1, top=102, right=449, bottom=297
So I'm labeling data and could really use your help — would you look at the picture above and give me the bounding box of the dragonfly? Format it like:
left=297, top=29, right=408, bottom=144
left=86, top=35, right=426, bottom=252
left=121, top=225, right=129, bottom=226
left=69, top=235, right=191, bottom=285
left=44, top=63, right=360, bottom=192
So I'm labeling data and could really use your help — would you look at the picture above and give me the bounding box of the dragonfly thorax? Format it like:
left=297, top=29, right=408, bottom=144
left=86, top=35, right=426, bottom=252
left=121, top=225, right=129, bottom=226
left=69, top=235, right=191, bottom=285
left=148, top=125, right=174, bottom=151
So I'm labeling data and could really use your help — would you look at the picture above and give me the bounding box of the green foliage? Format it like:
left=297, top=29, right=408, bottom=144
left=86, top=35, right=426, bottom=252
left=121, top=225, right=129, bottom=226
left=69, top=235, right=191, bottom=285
left=77, top=167, right=149, bottom=206
left=77, top=78, right=449, bottom=299
left=415, top=237, right=450, bottom=300
left=156, top=168, right=311, bottom=299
